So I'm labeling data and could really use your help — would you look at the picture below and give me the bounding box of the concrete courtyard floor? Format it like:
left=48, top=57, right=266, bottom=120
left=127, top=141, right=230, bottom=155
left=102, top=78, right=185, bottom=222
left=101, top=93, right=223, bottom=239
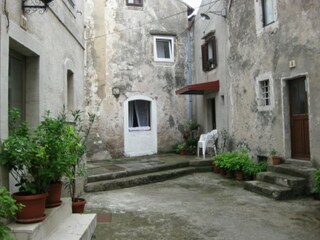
left=83, top=172, right=320, bottom=240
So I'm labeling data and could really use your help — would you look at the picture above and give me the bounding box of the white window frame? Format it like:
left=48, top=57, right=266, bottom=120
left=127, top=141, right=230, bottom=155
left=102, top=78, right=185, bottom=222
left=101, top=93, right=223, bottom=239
left=153, top=36, right=174, bottom=63
left=254, top=0, right=278, bottom=36
left=255, top=73, right=274, bottom=111
left=128, top=100, right=151, bottom=131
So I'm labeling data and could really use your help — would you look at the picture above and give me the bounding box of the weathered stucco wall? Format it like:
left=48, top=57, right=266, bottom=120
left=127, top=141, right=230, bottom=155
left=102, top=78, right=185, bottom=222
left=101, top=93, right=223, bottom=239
left=0, top=0, right=85, bottom=187
left=227, top=0, right=320, bottom=166
left=192, top=0, right=230, bottom=134
left=85, top=0, right=189, bottom=159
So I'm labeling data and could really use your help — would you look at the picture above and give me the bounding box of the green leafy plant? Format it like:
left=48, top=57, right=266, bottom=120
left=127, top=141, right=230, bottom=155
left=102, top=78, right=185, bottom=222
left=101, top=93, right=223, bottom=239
left=36, top=109, right=83, bottom=183
left=314, top=170, right=320, bottom=193
left=243, top=161, right=267, bottom=177
left=214, top=150, right=252, bottom=172
left=270, top=148, right=277, bottom=156
left=0, top=109, right=51, bottom=194
left=186, top=120, right=200, bottom=131
left=0, top=187, right=23, bottom=240
left=175, top=143, right=186, bottom=153
left=64, top=110, right=95, bottom=201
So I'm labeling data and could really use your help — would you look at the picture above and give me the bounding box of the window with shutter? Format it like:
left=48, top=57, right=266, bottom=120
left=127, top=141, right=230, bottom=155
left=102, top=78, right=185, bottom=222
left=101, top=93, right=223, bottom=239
left=127, top=0, right=143, bottom=6
left=201, top=36, right=217, bottom=72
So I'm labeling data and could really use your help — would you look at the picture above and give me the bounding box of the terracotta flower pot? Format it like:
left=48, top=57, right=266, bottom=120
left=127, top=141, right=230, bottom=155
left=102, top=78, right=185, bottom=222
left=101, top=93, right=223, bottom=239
left=272, top=156, right=281, bottom=165
left=212, top=163, right=221, bottom=174
left=72, top=198, right=86, bottom=213
left=12, top=192, right=47, bottom=223
left=179, top=149, right=186, bottom=155
left=235, top=171, right=244, bottom=181
left=46, top=181, right=63, bottom=208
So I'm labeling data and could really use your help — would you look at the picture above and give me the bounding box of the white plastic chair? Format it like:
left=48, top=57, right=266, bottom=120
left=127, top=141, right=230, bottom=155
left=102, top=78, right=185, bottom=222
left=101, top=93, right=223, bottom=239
left=197, top=129, right=218, bottom=159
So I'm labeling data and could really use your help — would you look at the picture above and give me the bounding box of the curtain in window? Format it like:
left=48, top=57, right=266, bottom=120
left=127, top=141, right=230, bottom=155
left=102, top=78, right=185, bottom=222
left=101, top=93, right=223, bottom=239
left=156, top=40, right=171, bottom=59
left=128, top=100, right=150, bottom=128
left=134, top=100, right=150, bottom=127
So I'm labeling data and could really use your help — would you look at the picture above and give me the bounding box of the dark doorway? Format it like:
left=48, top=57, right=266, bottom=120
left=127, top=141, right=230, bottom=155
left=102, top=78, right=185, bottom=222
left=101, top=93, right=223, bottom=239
left=9, top=50, right=26, bottom=119
left=208, top=98, right=216, bottom=130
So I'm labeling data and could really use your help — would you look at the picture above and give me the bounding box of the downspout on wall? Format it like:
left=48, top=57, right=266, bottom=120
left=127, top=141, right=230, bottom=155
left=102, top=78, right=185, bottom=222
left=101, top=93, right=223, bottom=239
left=186, top=30, right=193, bottom=120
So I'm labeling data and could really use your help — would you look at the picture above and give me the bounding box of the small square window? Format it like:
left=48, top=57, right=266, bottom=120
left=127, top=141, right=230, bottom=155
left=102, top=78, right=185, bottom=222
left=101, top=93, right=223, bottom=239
left=262, top=0, right=276, bottom=26
left=153, top=36, right=174, bottom=62
left=201, top=36, right=217, bottom=72
left=259, top=80, right=270, bottom=106
left=127, top=0, right=143, bottom=6
left=256, top=74, right=274, bottom=111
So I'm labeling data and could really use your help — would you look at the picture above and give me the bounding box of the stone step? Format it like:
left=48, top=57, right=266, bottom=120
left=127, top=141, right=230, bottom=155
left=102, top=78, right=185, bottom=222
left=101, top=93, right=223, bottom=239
left=47, top=214, right=96, bottom=240
left=9, top=198, right=96, bottom=240
left=9, top=198, right=72, bottom=240
left=257, top=171, right=307, bottom=190
left=268, top=163, right=316, bottom=178
left=87, top=159, right=213, bottom=184
left=268, top=163, right=317, bottom=194
left=85, top=167, right=196, bottom=192
left=244, top=180, right=300, bottom=200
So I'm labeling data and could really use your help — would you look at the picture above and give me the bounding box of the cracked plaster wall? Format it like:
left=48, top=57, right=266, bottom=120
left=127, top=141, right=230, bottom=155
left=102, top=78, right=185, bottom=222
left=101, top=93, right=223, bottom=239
left=227, top=0, right=320, bottom=166
left=85, top=0, right=189, bottom=159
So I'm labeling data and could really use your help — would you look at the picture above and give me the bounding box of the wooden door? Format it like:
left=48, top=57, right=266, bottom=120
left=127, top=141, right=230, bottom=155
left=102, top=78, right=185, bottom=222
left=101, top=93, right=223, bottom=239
left=289, top=78, right=310, bottom=160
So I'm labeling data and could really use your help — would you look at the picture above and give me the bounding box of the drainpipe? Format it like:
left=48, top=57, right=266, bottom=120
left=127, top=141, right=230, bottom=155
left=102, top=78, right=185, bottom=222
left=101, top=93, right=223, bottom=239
left=186, top=29, right=193, bottom=120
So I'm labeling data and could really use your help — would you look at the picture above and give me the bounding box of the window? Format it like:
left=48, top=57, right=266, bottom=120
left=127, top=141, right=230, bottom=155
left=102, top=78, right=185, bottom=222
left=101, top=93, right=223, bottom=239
left=262, top=0, right=276, bottom=26
left=67, top=0, right=75, bottom=8
left=129, top=100, right=151, bottom=131
left=126, top=0, right=143, bottom=6
left=153, top=36, right=174, bottom=62
left=201, top=36, right=217, bottom=72
left=259, top=80, right=270, bottom=106
left=255, top=0, right=278, bottom=35
left=67, top=70, right=74, bottom=111
left=255, top=73, right=274, bottom=111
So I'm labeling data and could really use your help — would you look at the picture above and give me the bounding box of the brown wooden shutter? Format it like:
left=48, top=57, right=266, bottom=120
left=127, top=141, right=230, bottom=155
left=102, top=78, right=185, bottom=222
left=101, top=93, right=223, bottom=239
left=201, top=43, right=208, bottom=71
left=211, top=36, right=217, bottom=68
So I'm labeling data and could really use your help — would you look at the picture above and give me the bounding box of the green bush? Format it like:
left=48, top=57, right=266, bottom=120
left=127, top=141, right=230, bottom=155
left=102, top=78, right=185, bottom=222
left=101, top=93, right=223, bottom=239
left=0, top=187, right=23, bottom=240
left=243, top=161, right=267, bottom=176
left=213, top=149, right=268, bottom=175
left=213, top=150, right=251, bottom=172
left=314, top=170, right=320, bottom=193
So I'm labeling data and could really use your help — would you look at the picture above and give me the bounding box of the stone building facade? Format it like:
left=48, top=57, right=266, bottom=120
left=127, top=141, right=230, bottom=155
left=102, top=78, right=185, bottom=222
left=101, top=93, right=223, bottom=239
left=189, top=0, right=320, bottom=167
left=0, top=0, right=85, bottom=187
left=85, top=0, right=190, bottom=159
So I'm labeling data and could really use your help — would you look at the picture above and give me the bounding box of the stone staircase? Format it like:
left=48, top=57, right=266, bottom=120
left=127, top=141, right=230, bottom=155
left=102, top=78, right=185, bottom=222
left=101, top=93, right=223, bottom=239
left=85, top=159, right=212, bottom=192
left=8, top=198, right=96, bottom=240
left=244, top=160, right=317, bottom=200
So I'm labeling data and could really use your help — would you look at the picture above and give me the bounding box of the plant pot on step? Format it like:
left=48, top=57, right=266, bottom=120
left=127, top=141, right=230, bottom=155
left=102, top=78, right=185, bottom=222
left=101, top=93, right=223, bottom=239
left=271, top=156, right=281, bottom=165
left=12, top=192, right=47, bottom=223
left=72, top=198, right=86, bottom=213
left=46, top=181, right=63, bottom=208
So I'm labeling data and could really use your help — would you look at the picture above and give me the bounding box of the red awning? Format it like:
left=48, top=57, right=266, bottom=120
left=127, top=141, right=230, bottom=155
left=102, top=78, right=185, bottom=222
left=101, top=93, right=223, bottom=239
left=175, top=80, right=220, bottom=95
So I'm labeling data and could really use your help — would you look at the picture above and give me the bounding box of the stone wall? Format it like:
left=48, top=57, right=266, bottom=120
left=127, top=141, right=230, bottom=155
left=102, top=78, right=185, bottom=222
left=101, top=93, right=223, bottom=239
left=227, top=0, right=320, bottom=166
left=85, top=0, right=190, bottom=159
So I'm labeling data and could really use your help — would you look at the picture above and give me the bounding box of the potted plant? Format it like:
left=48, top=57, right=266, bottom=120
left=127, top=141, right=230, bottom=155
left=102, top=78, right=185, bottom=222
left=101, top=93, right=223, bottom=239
left=0, top=109, right=51, bottom=223
left=312, top=170, right=320, bottom=200
left=0, top=187, right=23, bottom=239
left=270, top=148, right=281, bottom=165
left=37, top=109, right=83, bottom=208
left=243, top=161, right=267, bottom=180
left=64, top=110, right=95, bottom=213
left=176, top=143, right=187, bottom=155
